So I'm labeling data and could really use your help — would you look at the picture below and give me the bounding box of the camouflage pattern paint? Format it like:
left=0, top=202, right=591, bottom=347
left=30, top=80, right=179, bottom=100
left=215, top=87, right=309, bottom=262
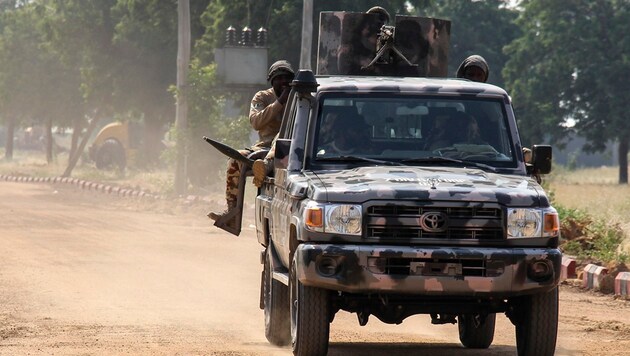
left=295, top=244, right=561, bottom=296
left=255, top=70, right=558, bottom=312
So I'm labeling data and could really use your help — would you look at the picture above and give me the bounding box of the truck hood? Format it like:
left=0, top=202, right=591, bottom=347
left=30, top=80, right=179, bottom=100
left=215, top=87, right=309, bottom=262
left=306, top=166, right=547, bottom=207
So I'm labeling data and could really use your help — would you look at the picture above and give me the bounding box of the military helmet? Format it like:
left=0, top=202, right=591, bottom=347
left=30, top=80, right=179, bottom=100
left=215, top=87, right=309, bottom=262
left=366, top=6, right=390, bottom=24
left=267, top=60, right=295, bottom=82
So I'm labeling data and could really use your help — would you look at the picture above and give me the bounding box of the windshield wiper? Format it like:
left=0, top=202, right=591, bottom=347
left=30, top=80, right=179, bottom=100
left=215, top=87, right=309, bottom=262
left=317, top=155, right=406, bottom=166
left=402, top=156, right=497, bottom=172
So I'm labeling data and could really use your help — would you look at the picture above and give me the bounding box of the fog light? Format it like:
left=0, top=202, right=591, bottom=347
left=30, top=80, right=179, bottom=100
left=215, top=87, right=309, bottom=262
left=317, top=256, right=339, bottom=277
left=528, top=260, right=553, bottom=282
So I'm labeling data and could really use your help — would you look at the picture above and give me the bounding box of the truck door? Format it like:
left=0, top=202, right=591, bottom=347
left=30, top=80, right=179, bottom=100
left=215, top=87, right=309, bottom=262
left=270, top=92, right=311, bottom=267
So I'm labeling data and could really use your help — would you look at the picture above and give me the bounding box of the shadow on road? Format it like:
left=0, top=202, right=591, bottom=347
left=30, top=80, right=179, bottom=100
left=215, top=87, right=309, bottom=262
left=328, top=342, right=515, bottom=355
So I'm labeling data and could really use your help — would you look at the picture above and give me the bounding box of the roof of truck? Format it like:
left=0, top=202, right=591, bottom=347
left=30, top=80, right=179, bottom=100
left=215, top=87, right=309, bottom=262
left=313, top=76, right=509, bottom=98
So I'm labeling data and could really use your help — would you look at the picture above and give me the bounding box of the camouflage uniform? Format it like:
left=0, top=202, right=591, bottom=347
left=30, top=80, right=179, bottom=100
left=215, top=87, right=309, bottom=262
left=211, top=60, right=294, bottom=218
left=225, top=88, right=284, bottom=203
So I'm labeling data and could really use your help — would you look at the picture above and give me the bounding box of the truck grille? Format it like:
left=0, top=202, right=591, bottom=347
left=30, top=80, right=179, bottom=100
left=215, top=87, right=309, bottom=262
left=366, top=203, right=504, bottom=240
left=367, top=257, right=505, bottom=277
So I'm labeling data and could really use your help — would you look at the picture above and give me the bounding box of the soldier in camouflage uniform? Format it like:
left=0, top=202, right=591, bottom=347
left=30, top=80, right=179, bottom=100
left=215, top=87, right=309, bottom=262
left=208, top=60, right=294, bottom=220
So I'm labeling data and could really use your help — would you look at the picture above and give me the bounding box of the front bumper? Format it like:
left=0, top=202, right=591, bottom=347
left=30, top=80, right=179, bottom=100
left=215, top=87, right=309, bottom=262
left=295, top=244, right=561, bottom=297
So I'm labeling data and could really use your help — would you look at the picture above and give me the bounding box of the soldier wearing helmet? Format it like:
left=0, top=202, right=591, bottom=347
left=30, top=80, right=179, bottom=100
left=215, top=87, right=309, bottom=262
left=208, top=60, right=295, bottom=221
left=456, top=55, right=490, bottom=83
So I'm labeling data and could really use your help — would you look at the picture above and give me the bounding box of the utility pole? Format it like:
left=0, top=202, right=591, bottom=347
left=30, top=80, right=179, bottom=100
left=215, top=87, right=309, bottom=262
left=300, top=0, right=313, bottom=69
left=175, top=0, right=191, bottom=195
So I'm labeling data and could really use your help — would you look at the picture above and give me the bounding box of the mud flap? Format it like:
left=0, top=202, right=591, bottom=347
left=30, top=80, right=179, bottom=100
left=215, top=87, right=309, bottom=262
left=204, top=136, right=267, bottom=236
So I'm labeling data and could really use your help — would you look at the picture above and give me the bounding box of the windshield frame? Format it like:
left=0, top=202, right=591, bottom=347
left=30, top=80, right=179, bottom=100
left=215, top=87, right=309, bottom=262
left=304, top=91, right=524, bottom=174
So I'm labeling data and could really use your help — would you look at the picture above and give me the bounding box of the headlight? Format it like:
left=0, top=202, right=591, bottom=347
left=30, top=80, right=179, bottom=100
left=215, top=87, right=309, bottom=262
left=305, top=203, right=362, bottom=235
left=507, top=207, right=559, bottom=238
left=326, top=205, right=362, bottom=235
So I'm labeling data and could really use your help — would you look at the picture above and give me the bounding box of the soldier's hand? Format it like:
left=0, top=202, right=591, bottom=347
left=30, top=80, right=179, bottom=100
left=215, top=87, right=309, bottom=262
left=278, top=87, right=290, bottom=105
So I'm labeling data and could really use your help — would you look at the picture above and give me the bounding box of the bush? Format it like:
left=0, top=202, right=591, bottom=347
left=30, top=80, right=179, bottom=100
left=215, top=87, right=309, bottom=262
left=554, top=200, right=628, bottom=263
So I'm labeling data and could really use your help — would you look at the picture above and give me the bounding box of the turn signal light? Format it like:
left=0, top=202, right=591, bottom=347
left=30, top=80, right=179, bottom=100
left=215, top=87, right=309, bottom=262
left=305, top=207, right=323, bottom=231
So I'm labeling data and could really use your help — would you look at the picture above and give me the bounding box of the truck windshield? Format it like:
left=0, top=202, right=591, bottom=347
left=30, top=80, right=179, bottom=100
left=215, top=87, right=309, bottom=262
left=312, top=95, right=516, bottom=168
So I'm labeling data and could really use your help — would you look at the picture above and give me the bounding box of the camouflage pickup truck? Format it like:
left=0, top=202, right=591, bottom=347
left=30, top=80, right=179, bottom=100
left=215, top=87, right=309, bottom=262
left=208, top=11, right=561, bottom=356
left=254, top=68, right=560, bottom=356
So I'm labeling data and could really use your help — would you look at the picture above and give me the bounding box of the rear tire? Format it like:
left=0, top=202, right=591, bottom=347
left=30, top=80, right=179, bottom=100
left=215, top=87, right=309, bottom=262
left=514, top=287, right=559, bottom=356
left=458, top=313, right=496, bottom=349
left=263, top=250, right=290, bottom=346
left=290, top=257, right=330, bottom=356
left=95, top=139, right=126, bottom=170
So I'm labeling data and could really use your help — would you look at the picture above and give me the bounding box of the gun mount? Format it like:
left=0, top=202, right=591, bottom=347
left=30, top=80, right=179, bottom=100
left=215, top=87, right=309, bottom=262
left=317, top=12, right=451, bottom=77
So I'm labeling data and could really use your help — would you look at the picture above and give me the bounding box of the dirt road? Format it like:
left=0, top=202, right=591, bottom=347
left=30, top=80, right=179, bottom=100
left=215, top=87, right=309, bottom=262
left=0, top=182, right=628, bottom=355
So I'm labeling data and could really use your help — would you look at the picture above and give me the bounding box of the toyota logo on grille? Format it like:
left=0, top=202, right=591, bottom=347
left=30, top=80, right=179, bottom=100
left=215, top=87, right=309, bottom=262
left=420, top=212, right=447, bottom=232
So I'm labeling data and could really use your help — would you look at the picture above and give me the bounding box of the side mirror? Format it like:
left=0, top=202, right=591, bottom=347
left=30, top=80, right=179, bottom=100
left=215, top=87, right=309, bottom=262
left=531, top=145, right=552, bottom=174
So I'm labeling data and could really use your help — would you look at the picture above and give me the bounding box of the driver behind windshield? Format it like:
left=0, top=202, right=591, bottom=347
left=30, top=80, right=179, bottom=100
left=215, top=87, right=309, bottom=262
left=317, top=111, right=371, bottom=156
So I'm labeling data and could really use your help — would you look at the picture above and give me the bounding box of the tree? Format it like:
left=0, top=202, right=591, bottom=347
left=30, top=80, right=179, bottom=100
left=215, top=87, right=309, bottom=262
left=503, top=0, right=630, bottom=183
left=422, top=0, right=520, bottom=88
left=0, top=2, right=83, bottom=162
left=40, top=0, right=119, bottom=175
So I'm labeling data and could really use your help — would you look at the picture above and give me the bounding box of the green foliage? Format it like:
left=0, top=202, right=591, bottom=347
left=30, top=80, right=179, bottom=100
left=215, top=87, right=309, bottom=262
left=556, top=204, right=588, bottom=224
left=589, top=220, right=627, bottom=263
left=552, top=198, right=628, bottom=264
left=0, top=2, right=83, bottom=133
left=422, top=0, right=519, bottom=87
left=1, top=0, right=627, bottom=188
left=504, top=0, right=630, bottom=175
left=41, top=0, right=119, bottom=111
left=162, top=59, right=251, bottom=188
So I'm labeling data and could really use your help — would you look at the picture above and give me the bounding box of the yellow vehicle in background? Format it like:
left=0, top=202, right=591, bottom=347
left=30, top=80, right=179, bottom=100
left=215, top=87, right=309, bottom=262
left=88, top=121, right=142, bottom=170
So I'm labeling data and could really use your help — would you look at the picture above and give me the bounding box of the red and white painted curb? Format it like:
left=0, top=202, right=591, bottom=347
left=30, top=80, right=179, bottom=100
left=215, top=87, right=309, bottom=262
left=561, top=256, right=577, bottom=280
left=615, top=272, right=630, bottom=296
left=0, top=174, right=162, bottom=200
left=582, top=264, right=608, bottom=290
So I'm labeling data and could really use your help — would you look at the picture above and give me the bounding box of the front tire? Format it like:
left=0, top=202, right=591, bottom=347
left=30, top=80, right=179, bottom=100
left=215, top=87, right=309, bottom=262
left=514, top=287, right=559, bottom=356
left=290, top=256, right=330, bottom=356
left=458, top=313, right=496, bottom=349
left=263, top=249, right=290, bottom=346
left=95, top=139, right=126, bottom=170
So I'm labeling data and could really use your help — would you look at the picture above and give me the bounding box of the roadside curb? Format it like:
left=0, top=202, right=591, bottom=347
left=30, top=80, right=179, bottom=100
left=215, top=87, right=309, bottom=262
left=0, top=173, right=166, bottom=201
left=561, top=256, right=577, bottom=281
left=615, top=272, right=630, bottom=296
left=0, top=173, right=227, bottom=214
left=582, top=263, right=608, bottom=290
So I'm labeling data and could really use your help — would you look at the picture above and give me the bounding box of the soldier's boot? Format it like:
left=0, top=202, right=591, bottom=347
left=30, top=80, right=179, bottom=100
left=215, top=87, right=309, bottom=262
left=207, top=199, right=237, bottom=221
left=252, top=159, right=273, bottom=188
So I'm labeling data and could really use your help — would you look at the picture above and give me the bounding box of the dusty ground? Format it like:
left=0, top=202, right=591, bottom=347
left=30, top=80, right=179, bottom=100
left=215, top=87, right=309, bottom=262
left=0, top=182, right=628, bottom=355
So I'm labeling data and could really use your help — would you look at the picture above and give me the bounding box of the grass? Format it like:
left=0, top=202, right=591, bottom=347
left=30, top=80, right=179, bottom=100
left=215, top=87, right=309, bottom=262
left=547, top=165, right=630, bottom=263
left=548, top=165, right=630, bottom=222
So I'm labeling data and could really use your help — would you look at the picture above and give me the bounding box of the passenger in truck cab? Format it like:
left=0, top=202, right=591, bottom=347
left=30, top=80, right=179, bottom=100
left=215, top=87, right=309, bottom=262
left=316, top=110, right=371, bottom=157
left=424, top=110, right=484, bottom=151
